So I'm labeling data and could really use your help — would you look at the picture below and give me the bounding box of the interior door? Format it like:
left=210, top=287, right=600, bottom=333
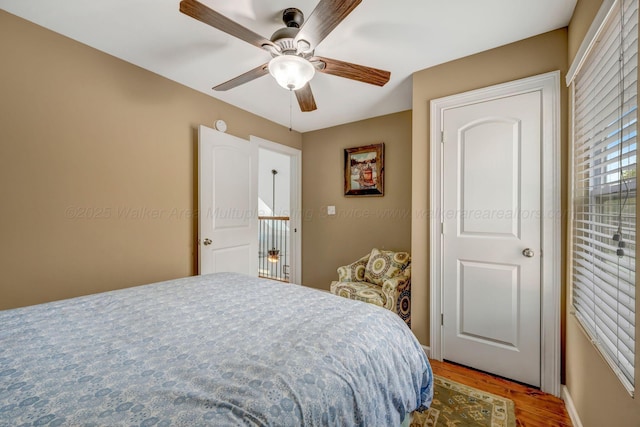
left=199, top=125, right=258, bottom=275
left=442, top=91, right=542, bottom=387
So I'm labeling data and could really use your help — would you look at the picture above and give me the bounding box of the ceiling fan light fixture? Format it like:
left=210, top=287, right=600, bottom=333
left=268, top=55, right=315, bottom=91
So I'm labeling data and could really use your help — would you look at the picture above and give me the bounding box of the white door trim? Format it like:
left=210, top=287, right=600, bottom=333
left=429, top=71, right=562, bottom=396
left=250, top=136, right=302, bottom=285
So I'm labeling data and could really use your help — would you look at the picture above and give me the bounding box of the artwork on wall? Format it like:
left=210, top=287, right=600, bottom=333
left=344, top=143, right=384, bottom=196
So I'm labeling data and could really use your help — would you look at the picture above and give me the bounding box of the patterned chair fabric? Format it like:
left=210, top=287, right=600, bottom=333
left=330, top=249, right=411, bottom=328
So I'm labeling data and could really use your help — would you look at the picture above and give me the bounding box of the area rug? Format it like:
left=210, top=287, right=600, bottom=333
left=411, top=375, right=516, bottom=427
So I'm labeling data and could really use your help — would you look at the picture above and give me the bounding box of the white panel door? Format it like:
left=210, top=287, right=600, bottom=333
left=199, top=125, right=258, bottom=276
left=442, top=91, right=541, bottom=386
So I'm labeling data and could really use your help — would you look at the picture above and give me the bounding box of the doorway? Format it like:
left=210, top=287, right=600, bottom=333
left=429, top=71, right=562, bottom=396
left=197, top=129, right=301, bottom=284
left=252, top=135, right=302, bottom=285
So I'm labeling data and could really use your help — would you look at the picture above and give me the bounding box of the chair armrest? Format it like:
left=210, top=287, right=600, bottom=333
left=381, top=267, right=412, bottom=328
left=381, top=274, right=411, bottom=296
left=337, top=253, right=370, bottom=282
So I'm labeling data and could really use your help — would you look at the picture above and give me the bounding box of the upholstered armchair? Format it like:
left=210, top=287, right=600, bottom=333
left=330, top=248, right=411, bottom=328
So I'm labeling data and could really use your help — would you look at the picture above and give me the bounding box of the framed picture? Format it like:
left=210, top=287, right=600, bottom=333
left=344, top=143, right=384, bottom=196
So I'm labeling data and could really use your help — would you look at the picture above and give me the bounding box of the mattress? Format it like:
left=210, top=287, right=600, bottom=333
left=0, top=272, right=433, bottom=426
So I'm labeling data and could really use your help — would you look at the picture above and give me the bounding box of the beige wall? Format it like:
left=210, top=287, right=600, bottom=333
left=301, top=111, right=412, bottom=289
left=410, top=28, right=569, bottom=346
left=0, top=11, right=301, bottom=309
left=565, top=0, right=640, bottom=425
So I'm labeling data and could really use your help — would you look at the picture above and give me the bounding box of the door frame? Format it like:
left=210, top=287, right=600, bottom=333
left=429, top=71, right=562, bottom=396
left=250, top=135, right=302, bottom=285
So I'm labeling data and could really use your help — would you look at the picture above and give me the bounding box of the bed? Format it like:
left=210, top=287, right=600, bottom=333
left=0, top=273, right=432, bottom=426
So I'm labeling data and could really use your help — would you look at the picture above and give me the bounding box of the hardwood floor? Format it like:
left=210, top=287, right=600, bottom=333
left=429, top=359, right=573, bottom=427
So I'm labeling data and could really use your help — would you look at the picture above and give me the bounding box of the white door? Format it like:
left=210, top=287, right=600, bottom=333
left=442, top=91, right=541, bottom=386
left=199, top=125, right=258, bottom=275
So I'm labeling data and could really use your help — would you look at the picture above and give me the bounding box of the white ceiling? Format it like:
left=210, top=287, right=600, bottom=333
left=1, top=0, right=577, bottom=132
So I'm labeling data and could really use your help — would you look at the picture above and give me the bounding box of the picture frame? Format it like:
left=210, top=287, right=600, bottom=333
left=344, top=143, right=384, bottom=196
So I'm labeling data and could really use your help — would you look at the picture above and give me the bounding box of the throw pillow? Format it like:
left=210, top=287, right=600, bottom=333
left=365, top=248, right=410, bottom=286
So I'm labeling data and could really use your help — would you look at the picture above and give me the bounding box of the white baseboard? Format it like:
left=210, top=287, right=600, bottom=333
left=561, top=385, right=583, bottom=427
left=421, top=345, right=431, bottom=358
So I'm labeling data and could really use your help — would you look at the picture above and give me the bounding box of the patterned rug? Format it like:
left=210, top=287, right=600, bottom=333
left=411, top=375, right=516, bottom=427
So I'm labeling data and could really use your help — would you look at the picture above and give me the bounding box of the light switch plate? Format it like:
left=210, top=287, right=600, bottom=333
left=327, top=205, right=336, bottom=215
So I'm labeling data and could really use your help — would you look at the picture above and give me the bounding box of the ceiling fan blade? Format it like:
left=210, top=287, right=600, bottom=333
left=213, top=63, right=269, bottom=91
left=180, top=0, right=273, bottom=49
left=295, top=0, right=362, bottom=48
left=295, top=84, right=317, bottom=112
left=313, top=56, right=390, bottom=87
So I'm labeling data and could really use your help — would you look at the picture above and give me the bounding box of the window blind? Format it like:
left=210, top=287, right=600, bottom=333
left=571, top=0, right=637, bottom=393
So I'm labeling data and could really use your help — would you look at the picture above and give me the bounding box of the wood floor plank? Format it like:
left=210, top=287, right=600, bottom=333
left=429, top=359, right=573, bottom=427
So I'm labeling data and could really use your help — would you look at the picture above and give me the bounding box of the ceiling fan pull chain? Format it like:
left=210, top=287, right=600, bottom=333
left=289, top=89, right=293, bottom=132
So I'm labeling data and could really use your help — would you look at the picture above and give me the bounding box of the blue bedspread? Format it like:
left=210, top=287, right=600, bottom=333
left=0, top=273, right=432, bottom=426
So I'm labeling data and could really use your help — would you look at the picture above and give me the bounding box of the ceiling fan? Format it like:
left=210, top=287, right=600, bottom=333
left=179, top=0, right=391, bottom=112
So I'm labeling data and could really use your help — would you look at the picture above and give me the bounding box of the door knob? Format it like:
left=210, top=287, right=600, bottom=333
left=522, top=248, right=534, bottom=258
left=203, top=238, right=212, bottom=246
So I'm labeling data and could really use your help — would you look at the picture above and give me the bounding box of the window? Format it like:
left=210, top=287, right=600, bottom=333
left=569, top=0, right=637, bottom=393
